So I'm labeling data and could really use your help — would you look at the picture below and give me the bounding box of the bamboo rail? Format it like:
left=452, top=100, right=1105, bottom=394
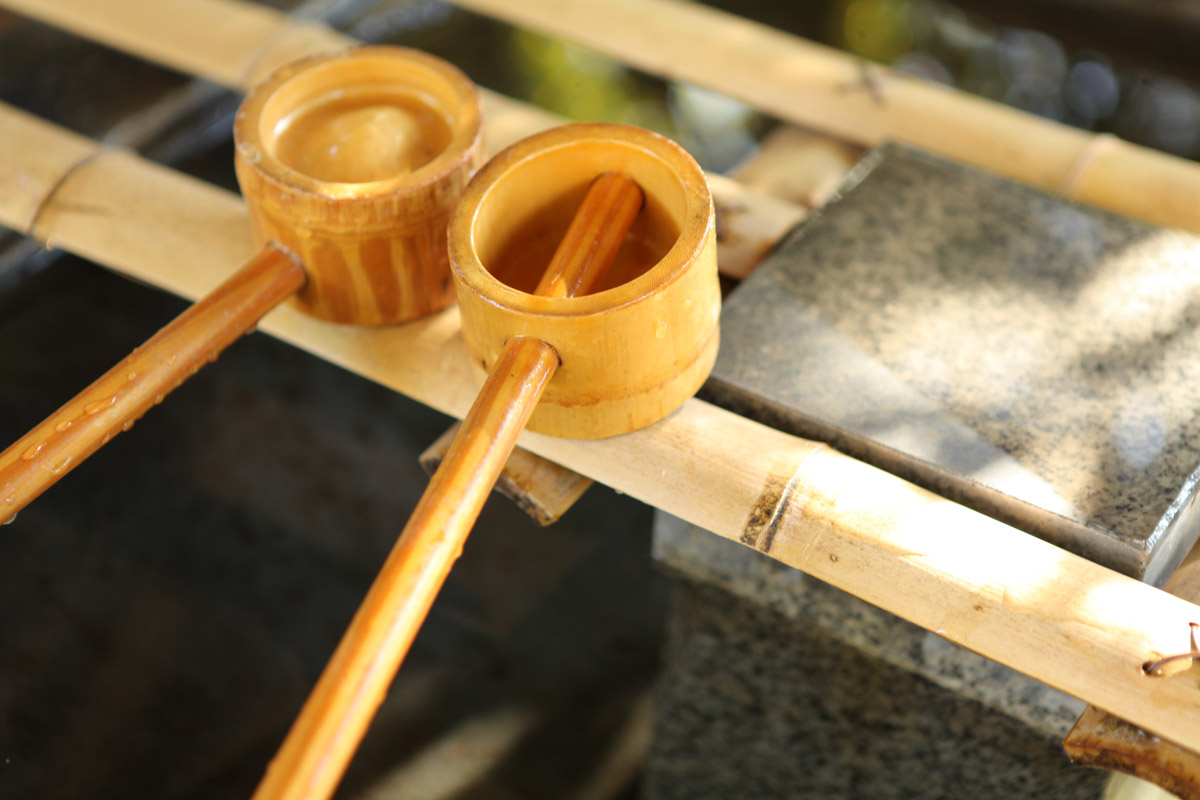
left=456, top=0, right=1200, bottom=235
left=1065, top=542, right=1200, bottom=797
left=5, top=96, right=1200, bottom=761
left=0, top=0, right=803, bottom=280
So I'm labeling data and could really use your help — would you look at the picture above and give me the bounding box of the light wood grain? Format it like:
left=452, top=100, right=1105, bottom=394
left=5, top=98, right=1200, bottom=759
left=0, top=0, right=350, bottom=89
left=455, top=0, right=1200, bottom=234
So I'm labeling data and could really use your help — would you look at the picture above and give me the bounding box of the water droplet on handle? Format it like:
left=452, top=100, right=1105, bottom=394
left=20, top=442, right=44, bottom=461
left=84, top=397, right=115, bottom=415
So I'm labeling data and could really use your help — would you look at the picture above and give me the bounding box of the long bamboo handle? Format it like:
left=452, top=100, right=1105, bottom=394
left=252, top=173, right=644, bottom=800
left=0, top=245, right=304, bottom=522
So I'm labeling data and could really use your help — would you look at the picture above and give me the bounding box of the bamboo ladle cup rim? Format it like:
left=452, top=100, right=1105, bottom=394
left=235, top=45, right=483, bottom=209
left=450, top=122, right=710, bottom=318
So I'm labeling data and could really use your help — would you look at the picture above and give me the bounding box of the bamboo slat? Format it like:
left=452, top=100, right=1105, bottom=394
left=0, top=0, right=803, bottom=280
left=5, top=98, right=1200, bottom=758
left=455, top=0, right=1200, bottom=235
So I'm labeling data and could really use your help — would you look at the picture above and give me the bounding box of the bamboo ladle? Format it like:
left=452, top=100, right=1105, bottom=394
left=253, top=122, right=720, bottom=800
left=0, top=46, right=482, bottom=522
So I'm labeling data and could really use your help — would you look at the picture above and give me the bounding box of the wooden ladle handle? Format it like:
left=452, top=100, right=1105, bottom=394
left=0, top=245, right=304, bottom=523
left=252, top=172, right=644, bottom=800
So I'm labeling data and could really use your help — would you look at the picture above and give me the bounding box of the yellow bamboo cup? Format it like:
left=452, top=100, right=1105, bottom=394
left=235, top=45, right=484, bottom=325
left=449, top=122, right=720, bottom=438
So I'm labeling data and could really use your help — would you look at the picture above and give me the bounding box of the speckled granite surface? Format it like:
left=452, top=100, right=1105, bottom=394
left=647, top=513, right=1105, bottom=799
left=706, top=145, right=1200, bottom=584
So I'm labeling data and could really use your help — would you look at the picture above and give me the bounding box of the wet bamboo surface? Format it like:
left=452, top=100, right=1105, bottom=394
left=5, top=96, right=1200, bottom=761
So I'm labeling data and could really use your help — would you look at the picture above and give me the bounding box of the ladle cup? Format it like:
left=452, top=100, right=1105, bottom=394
left=0, top=46, right=483, bottom=521
left=252, top=123, right=720, bottom=800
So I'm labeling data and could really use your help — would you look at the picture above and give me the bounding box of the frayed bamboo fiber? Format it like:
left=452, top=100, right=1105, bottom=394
left=5, top=97, right=1200, bottom=759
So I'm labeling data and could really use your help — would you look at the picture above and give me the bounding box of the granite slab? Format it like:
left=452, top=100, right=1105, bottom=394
left=646, top=513, right=1104, bottom=799
left=706, top=144, right=1200, bottom=584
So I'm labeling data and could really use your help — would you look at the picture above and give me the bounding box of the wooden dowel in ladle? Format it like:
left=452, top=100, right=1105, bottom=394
left=0, top=245, right=305, bottom=523
left=252, top=171, right=644, bottom=800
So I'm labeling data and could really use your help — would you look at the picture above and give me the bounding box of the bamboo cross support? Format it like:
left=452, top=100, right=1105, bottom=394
left=252, top=173, right=644, bottom=800
left=0, top=0, right=808, bottom=281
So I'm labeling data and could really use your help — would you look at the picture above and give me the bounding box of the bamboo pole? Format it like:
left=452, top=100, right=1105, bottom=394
left=252, top=173, right=642, bottom=800
left=454, top=0, right=1200, bottom=235
left=0, top=246, right=303, bottom=520
left=6, top=99, right=1200, bottom=763
left=0, top=0, right=803, bottom=280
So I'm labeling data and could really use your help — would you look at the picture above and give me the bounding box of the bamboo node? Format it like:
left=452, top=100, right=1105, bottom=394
left=1059, top=132, right=1119, bottom=200
left=834, top=60, right=888, bottom=106
left=24, top=146, right=116, bottom=241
